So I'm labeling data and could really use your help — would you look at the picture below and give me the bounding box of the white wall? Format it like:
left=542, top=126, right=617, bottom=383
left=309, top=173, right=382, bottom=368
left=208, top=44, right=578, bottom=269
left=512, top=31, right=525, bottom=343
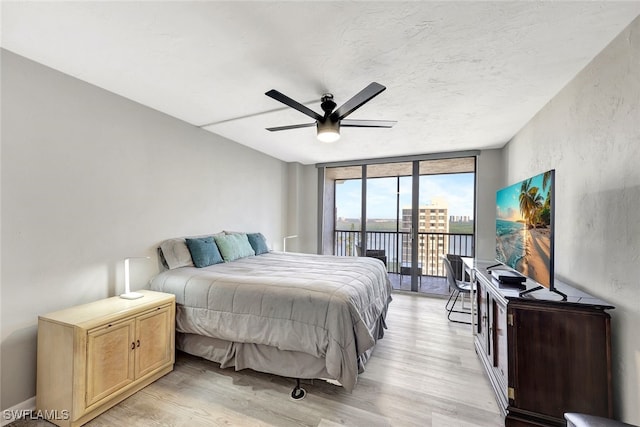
left=475, top=149, right=504, bottom=260
left=503, top=16, right=640, bottom=424
left=0, top=50, right=289, bottom=410
left=298, top=164, right=319, bottom=254
left=283, top=163, right=318, bottom=254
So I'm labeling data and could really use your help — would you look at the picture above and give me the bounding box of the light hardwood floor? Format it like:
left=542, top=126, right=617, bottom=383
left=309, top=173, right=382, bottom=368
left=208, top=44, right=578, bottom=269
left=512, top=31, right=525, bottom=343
left=12, top=292, right=502, bottom=427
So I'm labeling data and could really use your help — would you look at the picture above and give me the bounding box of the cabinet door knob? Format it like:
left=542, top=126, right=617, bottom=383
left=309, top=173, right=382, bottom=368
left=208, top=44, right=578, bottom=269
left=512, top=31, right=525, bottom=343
left=131, top=342, right=135, bottom=350
left=136, top=339, right=140, bottom=348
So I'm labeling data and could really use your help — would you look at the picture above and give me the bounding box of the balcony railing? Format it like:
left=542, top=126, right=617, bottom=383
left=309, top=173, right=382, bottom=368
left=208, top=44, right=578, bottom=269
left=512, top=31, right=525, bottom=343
left=333, top=230, right=474, bottom=277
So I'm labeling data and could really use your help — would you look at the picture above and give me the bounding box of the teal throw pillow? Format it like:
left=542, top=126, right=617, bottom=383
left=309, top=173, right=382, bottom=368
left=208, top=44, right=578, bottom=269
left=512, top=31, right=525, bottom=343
left=247, top=233, right=269, bottom=255
left=185, top=237, right=223, bottom=267
left=214, top=233, right=255, bottom=262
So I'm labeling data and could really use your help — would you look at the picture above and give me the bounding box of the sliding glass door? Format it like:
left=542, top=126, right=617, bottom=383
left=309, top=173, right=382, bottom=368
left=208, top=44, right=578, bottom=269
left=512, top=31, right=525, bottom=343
left=325, top=155, right=476, bottom=295
left=334, top=176, right=362, bottom=257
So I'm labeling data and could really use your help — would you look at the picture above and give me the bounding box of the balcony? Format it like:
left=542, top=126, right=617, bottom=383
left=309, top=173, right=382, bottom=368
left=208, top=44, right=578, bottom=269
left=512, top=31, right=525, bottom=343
left=333, top=230, right=474, bottom=296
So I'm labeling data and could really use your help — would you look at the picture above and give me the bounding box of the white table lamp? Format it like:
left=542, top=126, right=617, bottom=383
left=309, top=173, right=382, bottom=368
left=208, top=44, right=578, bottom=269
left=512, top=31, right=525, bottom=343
left=283, top=235, right=298, bottom=252
left=120, top=256, right=150, bottom=299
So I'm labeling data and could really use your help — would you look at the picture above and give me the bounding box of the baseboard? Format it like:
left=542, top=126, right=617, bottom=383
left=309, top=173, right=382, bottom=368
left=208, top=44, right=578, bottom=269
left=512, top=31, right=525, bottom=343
left=1, top=396, right=36, bottom=426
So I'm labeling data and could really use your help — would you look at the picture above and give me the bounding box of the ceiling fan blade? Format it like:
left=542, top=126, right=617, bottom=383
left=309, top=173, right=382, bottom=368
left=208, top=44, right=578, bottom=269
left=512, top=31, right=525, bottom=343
left=266, top=123, right=316, bottom=132
left=341, top=119, right=397, bottom=128
left=265, top=90, right=323, bottom=121
left=331, top=82, right=386, bottom=121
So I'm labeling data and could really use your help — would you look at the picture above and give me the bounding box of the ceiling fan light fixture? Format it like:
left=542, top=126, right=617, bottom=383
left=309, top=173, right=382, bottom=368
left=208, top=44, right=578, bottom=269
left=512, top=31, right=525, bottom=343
left=317, top=121, right=340, bottom=143
left=266, top=83, right=393, bottom=142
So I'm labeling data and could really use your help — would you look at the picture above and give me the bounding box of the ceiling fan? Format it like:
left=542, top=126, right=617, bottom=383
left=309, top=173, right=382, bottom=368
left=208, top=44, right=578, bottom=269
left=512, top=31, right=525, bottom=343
left=265, top=82, right=396, bottom=143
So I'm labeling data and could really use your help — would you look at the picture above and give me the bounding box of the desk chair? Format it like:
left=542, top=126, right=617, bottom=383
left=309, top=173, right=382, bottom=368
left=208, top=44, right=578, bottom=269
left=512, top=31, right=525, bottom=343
left=443, top=255, right=473, bottom=324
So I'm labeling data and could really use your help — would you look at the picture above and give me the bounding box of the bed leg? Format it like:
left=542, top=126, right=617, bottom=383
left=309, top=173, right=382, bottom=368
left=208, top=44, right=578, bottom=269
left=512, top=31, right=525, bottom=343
left=290, top=378, right=306, bottom=400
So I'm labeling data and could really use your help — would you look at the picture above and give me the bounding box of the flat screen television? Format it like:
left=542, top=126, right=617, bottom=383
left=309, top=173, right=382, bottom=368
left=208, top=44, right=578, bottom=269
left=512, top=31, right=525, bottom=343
left=495, top=169, right=565, bottom=299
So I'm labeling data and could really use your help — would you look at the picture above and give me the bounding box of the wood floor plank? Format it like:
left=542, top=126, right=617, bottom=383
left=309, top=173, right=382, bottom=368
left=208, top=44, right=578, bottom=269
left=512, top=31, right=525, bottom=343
left=10, top=292, right=502, bottom=426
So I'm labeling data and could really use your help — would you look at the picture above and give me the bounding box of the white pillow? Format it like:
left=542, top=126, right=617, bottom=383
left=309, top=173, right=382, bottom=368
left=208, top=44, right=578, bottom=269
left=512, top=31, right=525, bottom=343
left=159, top=238, right=193, bottom=269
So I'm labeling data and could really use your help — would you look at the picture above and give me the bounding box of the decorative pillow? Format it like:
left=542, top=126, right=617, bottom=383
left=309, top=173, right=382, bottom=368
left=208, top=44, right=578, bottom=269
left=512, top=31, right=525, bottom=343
left=185, top=237, right=224, bottom=268
left=158, top=238, right=194, bottom=269
left=214, top=233, right=255, bottom=262
left=247, top=233, right=269, bottom=255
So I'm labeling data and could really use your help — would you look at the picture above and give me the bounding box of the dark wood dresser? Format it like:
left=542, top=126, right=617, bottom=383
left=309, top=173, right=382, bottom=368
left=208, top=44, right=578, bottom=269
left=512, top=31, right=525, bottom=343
left=469, top=259, right=614, bottom=427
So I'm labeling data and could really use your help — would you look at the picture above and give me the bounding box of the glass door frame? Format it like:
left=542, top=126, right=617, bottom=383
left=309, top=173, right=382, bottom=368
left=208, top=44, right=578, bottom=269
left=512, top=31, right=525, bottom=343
left=409, top=161, right=420, bottom=292
left=319, top=151, right=479, bottom=294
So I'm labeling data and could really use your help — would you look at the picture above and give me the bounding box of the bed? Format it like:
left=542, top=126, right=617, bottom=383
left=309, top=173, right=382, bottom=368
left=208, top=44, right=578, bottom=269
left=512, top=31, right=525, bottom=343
left=149, top=235, right=392, bottom=394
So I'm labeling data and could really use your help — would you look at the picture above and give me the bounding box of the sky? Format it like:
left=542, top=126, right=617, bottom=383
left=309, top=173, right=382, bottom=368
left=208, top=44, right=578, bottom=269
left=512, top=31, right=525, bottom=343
left=336, top=172, right=475, bottom=219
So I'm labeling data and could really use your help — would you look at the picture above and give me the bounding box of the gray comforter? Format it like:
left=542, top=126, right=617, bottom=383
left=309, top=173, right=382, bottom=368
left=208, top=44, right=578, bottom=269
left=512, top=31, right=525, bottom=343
left=149, top=251, right=392, bottom=391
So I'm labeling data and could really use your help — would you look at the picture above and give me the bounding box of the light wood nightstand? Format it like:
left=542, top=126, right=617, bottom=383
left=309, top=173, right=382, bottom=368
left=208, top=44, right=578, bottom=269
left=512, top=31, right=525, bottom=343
left=36, top=290, right=175, bottom=427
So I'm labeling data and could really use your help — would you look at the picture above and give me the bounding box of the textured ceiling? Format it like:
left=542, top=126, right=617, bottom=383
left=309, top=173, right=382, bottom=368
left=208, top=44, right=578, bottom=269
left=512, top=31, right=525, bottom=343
left=3, top=2, right=640, bottom=165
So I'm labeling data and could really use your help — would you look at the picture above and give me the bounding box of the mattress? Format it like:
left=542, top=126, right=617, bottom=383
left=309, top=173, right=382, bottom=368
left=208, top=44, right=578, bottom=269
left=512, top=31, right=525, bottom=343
left=149, top=251, right=392, bottom=391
